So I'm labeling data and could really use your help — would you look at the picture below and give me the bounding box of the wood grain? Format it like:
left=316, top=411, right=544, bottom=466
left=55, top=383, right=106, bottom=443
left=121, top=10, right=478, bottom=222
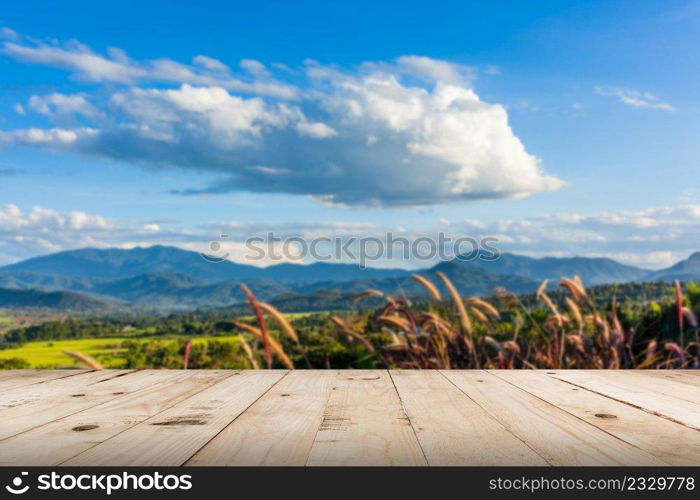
left=441, top=370, right=663, bottom=465
left=492, top=370, right=700, bottom=466
left=0, top=370, right=167, bottom=440
left=66, top=370, right=286, bottom=466
left=390, top=370, right=548, bottom=465
left=305, top=370, right=427, bottom=466
left=1, top=370, right=697, bottom=466
left=0, top=370, right=88, bottom=392
left=187, top=370, right=332, bottom=466
left=547, top=370, right=700, bottom=430
left=0, top=370, right=231, bottom=465
left=631, top=370, right=700, bottom=388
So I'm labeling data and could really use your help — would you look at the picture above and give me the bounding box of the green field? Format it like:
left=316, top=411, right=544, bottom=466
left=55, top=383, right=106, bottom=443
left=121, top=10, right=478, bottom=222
left=0, top=336, right=242, bottom=368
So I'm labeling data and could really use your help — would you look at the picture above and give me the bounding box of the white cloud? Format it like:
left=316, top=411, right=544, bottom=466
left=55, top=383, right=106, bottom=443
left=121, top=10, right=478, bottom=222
left=0, top=29, right=563, bottom=207
left=0, top=127, right=96, bottom=147
left=448, top=205, right=700, bottom=269
left=595, top=86, right=677, bottom=111
left=28, top=93, right=102, bottom=119
left=0, top=204, right=110, bottom=231
left=296, top=121, right=337, bottom=138
left=239, top=58, right=270, bottom=78
left=1, top=35, right=298, bottom=98
left=0, top=27, right=19, bottom=41
left=395, top=55, right=473, bottom=84
left=192, top=55, right=228, bottom=72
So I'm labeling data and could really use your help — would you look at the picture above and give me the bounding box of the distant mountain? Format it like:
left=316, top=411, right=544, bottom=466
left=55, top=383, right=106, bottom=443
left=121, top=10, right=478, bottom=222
left=0, top=246, right=256, bottom=282
left=427, top=260, right=540, bottom=293
left=644, top=252, right=700, bottom=282
left=0, top=270, right=98, bottom=292
left=260, top=261, right=410, bottom=283
left=448, top=252, right=649, bottom=285
left=292, top=261, right=540, bottom=297
left=0, top=287, right=109, bottom=311
left=0, top=246, right=409, bottom=284
left=91, top=272, right=206, bottom=300
left=1, top=245, right=694, bottom=312
left=92, top=274, right=291, bottom=310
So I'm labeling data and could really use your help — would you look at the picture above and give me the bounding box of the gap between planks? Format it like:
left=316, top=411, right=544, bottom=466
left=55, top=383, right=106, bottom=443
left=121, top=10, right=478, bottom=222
left=0, top=370, right=90, bottom=393
left=439, top=370, right=665, bottom=466
left=1, top=370, right=698, bottom=467
left=0, top=370, right=237, bottom=466
left=544, top=370, right=700, bottom=431
left=63, top=370, right=288, bottom=466
left=489, top=370, right=700, bottom=466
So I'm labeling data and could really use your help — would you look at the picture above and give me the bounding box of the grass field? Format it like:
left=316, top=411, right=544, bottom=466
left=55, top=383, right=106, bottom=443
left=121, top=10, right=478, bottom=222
left=0, top=336, right=242, bottom=368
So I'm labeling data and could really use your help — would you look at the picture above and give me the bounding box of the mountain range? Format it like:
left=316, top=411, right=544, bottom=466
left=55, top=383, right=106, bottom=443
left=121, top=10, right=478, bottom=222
left=0, top=245, right=698, bottom=311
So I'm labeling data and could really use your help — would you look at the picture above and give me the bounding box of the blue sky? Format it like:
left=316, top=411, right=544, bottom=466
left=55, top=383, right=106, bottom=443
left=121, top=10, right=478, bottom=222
left=1, top=0, right=699, bottom=269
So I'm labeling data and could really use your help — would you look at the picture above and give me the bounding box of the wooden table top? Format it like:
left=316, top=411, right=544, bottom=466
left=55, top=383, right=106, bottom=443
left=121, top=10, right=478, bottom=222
left=0, top=369, right=698, bottom=466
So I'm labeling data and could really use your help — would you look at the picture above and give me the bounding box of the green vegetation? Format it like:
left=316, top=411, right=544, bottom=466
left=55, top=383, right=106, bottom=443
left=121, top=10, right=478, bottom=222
left=0, top=335, right=247, bottom=368
left=0, top=337, right=130, bottom=368
left=0, top=279, right=698, bottom=370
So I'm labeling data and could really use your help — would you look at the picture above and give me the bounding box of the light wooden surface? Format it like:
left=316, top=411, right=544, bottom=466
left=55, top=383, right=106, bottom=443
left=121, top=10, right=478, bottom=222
left=0, top=369, right=698, bottom=466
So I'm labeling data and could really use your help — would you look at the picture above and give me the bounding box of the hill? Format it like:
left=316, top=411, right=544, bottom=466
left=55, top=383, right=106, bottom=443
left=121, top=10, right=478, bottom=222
left=1, top=245, right=696, bottom=312
left=450, top=252, right=649, bottom=285
left=0, top=246, right=408, bottom=284
left=644, top=252, right=700, bottom=282
left=0, top=288, right=110, bottom=311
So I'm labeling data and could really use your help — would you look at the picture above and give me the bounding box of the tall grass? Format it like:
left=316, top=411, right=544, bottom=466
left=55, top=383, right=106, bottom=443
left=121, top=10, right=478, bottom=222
left=239, top=277, right=699, bottom=369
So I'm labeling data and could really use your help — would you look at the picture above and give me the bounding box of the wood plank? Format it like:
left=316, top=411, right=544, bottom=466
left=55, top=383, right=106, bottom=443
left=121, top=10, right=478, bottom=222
left=67, top=370, right=287, bottom=466
left=441, top=370, right=663, bottom=466
left=635, top=370, right=700, bottom=388
left=0, top=370, right=231, bottom=466
left=305, top=370, right=426, bottom=466
left=186, top=370, right=333, bottom=466
left=492, top=370, right=700, bottom=466
left=390, top=370, right=548, bottom=465
left=599, top=370, right=700, bottom=405
left=547, top=370, right=700, bottom=430
left=0, top=370, right=174, bottom=440
left=0, top=370, right=126, bottom=409
left=0, top=370, right=89, bottom=392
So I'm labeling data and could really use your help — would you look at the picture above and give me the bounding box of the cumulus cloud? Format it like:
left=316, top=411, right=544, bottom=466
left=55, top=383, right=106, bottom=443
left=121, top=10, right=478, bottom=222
left=0, top=204, right=197, bottom=264
left=0, top=204, right=112, bottom=259
left=447, top=205, right=700, bottom=268
left=0, top=33, right=297, bottom=98
left=0, top=29, right=563, bottom=207
left=192, top=55, right=229, bottom=72
left=28, top=93, right=102, bottom=120
left=595, top=86, right=677, bottom=112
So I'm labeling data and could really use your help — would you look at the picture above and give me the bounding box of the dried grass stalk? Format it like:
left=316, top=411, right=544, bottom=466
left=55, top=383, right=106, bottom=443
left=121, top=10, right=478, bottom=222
left=63, top=350, right=102, bottom=370
left=560, top=277, right=587, bottom=302
left=233, top=321, right=294, bottom=369
left=411, top=274, right=442, bottom=301
left=436, top=271, right=472, bottom=335
left=259, top=302, right=299, bottom=344
left=238, top=336, right=260, bottom=369
left=240, top=284, right=272, bottom=368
